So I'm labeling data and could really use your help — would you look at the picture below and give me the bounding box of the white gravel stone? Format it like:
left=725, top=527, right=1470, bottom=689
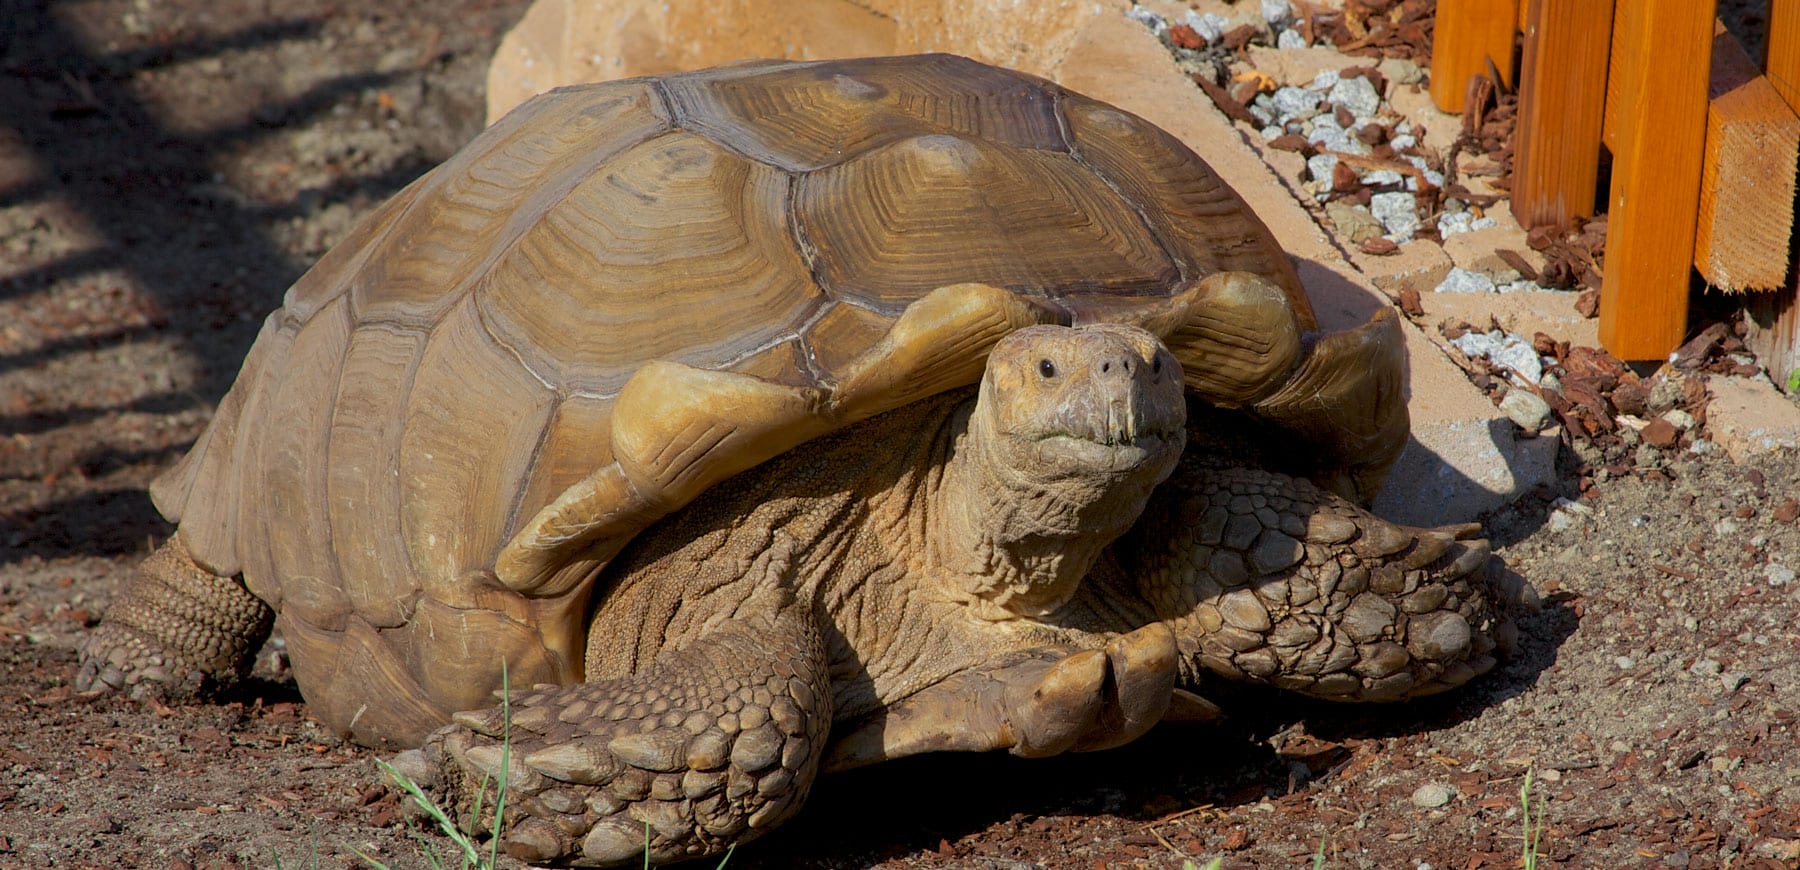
left=1307, top=121, right=1365, bottom=155
left=1500, top=388, right=1552, bottom=432
left=1434, top=267, right=1497, bottom=294
left=1411, top=783, right=1456, bottom=809
left=1368, top=191, right=1417, bottom=237
left=1663, top=409, right=1697, bottom=430
left=1329, top=75, right=1381, bottom=118
left=1262, top=0, right=1291, bottom=26
left=1451, top=329, right=1543, bottom=383
left=1615, top=655, right=1636, bottom=670
left=1768, top=563, right=1795, bottom=587
left=1310, top=69, right=1341, bottom=91
left=1492, top=340, right=1544, bottom=384
left=1277, top=27, right=1308, bottom=49
left=1438, top=211, right=1496, bottom=238
left=1260, top=124, right=1284, bottom=140
left=1127, top=5, right=1169, bottom=38
left=1361, top=168, right=1403, bottom=186
left=1184, top=10, right=1229, bottom=43
left=1406, top=167, right=1446, bottom=191
left=1307, top=153, right=1339, bottom=184
left=1389, top=132, right=1418, bottom=150
left=1271, top=86, right=1318, bottom=120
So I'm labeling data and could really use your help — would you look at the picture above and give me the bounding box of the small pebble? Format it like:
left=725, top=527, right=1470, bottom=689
left=1328, top=75, right=1381, bottom=119
left=1410, top=783, right=1456, bottom=809
left=1271, top=85, right=1318, bottom=120
left=1720, top=673, right=1749, bottom=693
left=1369, top=191, right=1417, bottom=237
left=1262, top=0, right=1292, bottom=26
left=1306, top=153, right=1339, bottom=184
left=1500, top=389, right=1552, bottom=432
left=1277, top=27, right=1308, bottom=49
left=1767, top=563, right=1795, bottom=587
left=1183, top=10, right=1229, bottom=43
left=1615, top=655, right=1636, bottom=670
left=1434, top=267, right=1497, bottom=294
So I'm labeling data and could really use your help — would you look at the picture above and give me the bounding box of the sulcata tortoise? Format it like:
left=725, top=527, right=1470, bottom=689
left=78, top=54, right=1528, bottom=865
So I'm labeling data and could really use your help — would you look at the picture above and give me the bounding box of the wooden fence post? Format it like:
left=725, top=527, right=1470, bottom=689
left=1769, top=0, right=1800, bottom=113
left=1597, top=0, right=1717, bottom=361
left=1429, top=0, right=1520, bottom=113
left=1694, top=23, right=1800, bottom=292
left=1746, top=0, right=1800, bottom=390
left=1510, top=0, right=1616, bottom=231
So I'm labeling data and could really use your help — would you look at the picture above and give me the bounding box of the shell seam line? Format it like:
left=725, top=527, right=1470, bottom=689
left=1052, top=89, right=1193, bottom=292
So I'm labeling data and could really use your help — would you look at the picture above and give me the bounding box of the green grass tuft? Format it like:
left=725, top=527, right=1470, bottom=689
left=1520, top=769, right=1545, bottom=870
left=360, top=663, right=512, bottom=870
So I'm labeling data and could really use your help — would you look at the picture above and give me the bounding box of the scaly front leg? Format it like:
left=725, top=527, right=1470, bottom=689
left=1109, top=461, right=1538, bottom=702
left=393, top=588, right=830, bottom=867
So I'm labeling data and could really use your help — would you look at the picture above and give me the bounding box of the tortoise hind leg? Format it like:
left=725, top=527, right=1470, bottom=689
left=76, top=534, right=275, bottom=699
left=395, top=588, right=831, bottom=867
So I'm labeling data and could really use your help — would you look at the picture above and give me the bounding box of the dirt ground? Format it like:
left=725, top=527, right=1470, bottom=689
left=3, top=1, right=1800, bottom=868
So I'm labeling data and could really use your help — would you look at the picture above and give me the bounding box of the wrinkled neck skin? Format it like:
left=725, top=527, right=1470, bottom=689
left=928, top=385, right=1180, bottom=621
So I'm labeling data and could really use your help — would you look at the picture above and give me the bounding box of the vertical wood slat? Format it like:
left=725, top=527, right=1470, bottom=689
left=1694, top=22, right=1800, bottom=292
left=1746, top=286, right=1800, bottom=393
left=1769, top=0, right=1800, bottom=114
left=1428, top=0, right=1520, bottom=114
left=1510, top=0, right=1616, bottom=231
left=1601, top=4, right=1628, bottom=150
left=1597, top=0, right=1717, bottom=361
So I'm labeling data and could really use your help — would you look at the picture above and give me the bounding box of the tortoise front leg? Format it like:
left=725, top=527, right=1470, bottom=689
left=77, top=534, right=275, bottom=699
left=822, top=621, right=1179, bottom=771
left=394, top=589, right=830, bottom=867
left=1111, top=462, right=1538, bottom=703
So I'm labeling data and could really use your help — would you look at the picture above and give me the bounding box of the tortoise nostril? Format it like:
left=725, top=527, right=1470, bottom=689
left=1101, top=361, right=1110, bottom=373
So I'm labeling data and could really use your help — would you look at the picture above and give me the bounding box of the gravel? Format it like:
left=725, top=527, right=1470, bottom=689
left=1499, top=388, right=1553, bottom=432
left=1328, top=75, right=1381, bottom=119
left=1410, top=783, right=1457, bottom=809
left=1368, top=190, right=1418, bottom=237
left=1434, top=266, right=1499, bottom=294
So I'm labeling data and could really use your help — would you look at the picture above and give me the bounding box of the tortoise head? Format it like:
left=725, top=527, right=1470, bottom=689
left=977, top=323, right=1187, bottom=487
left=941, top=324, right=1186, bottom=617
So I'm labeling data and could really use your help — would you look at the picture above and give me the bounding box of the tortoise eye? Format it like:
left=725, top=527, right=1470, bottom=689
left=1037, top=359, right=1057, bottom=379
left=1152, top=356, right=1162, bottom=374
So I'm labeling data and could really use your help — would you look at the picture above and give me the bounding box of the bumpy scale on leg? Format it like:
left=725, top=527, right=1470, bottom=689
left=76, top=535, right=275, bottom=699
left=1129, top=464, right=1537, bottom=702
left=395, top=599, right=831, bottom=867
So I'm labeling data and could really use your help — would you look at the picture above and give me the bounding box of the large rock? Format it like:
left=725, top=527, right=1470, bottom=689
left=484, top=0, right=1549, bottom=525
left=486, top=0, right=1120, bottom=123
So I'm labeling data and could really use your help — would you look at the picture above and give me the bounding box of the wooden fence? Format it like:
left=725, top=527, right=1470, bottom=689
left=1432, top=0, right=1800, bottom=385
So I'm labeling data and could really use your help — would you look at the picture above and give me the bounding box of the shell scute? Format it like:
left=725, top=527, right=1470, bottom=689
left=1061, top=93, right=1311, bottom=326
left=348, top=82, right=670, bottom=330
left=797, top=134, right=1175, bottom=312
left=662, top=53, right=1065, bottom=172
left=474, top=131, right=823, bottom=397
left=399, top=297, right=557, bottom=590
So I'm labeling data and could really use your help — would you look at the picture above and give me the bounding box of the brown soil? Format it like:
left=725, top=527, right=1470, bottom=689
left=3, top=2, right=1798, bottom=868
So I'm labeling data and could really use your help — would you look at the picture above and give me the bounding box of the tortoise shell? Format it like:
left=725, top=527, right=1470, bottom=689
left=151, top=54, right=1329, bottom=743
